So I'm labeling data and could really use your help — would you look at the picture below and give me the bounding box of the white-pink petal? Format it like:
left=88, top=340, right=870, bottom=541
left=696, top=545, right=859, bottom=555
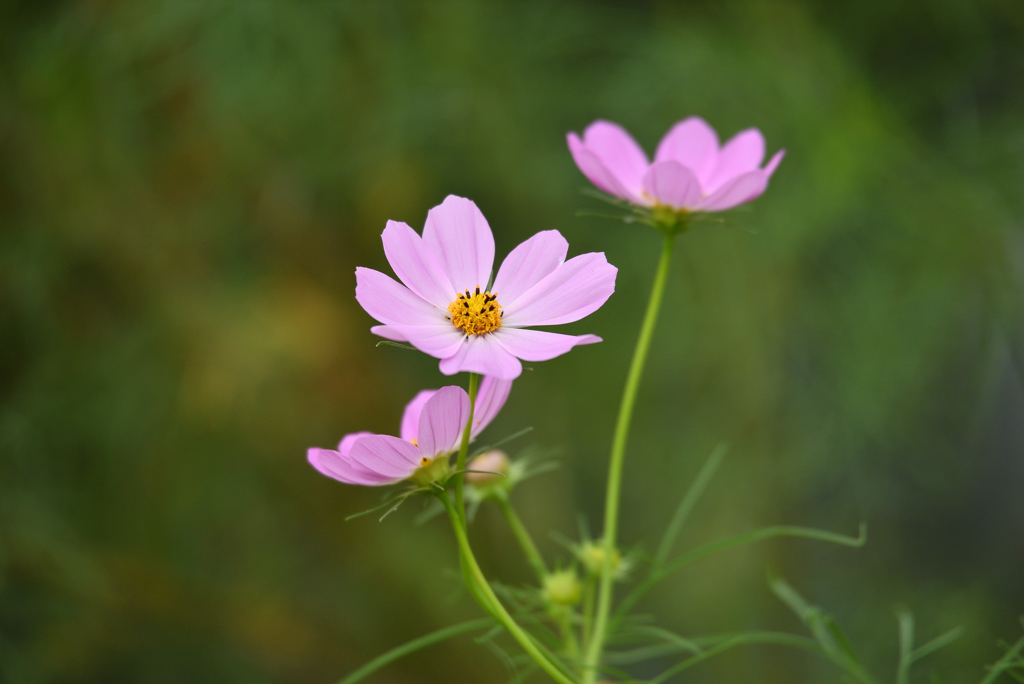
left=491, top=230, right=568, bottom=306
left=355, top=267, right=445, bottom=327
left=308, top=447, right=397, bottom=486
left=400, top=390, right=436, bottom=443
left=704, top=129, right=765, bottom=194
left=494, top=328, right=601, bottom=362
left=423, top=195, right=495, bottom=292
left=439, top=335, right=523, bottom=380
left=471, top=375, right=512, bottom=439
left=382, top=220, right=455, bottom=309
left=348, top=434, right=422, bottom=479
left=580, top=120, right=649, bottom=193
left=654, top=117, right=720, bottom=184
left=388, top=324, right=467, bottom=358
left=502, top=252, right=617, bottom=328
left=764, top=149, right=786, bottom=177
left=696, top=170, right=769, bottom=212
left=642, top=161, right=703, bottom=209
left=567, top=133, right=648, bottom=205
left=417, top=386, right=471, bottom=457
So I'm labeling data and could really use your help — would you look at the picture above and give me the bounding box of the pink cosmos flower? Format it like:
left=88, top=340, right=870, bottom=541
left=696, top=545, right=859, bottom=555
left=567, top=118, right=785, bottom=212
left=355, top=195, right=617, bottom=380
left=308, top=375, right=512, bottom=486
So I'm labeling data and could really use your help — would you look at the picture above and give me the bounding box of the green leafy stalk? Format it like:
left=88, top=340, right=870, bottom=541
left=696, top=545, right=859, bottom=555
left=584, top=231, right=676, bottom=683
left=653, top=442, right=727, bottom=567
left=496, top=494, right=548, bottom=581
left=454, top=372, right=480, bottom=525
left=897, top=609, right=915, bottom=684
left=979, top=629, right=1024, bottom=684
left=439, top=493, right=579, bottom=684
left=335, top=618, right=494, bottom=684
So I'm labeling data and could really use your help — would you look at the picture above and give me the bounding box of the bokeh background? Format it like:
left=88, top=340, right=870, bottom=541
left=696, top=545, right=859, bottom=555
left=2, top=1, right=1023, bottom=682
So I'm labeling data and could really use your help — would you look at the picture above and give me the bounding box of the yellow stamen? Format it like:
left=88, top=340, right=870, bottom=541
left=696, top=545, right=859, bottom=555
left=419, top=456, right=431, bottom=467
left=447, top=287, right=502, bottom=336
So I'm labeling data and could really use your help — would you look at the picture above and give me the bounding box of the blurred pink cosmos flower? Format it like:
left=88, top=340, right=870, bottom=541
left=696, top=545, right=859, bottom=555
left=356, top=195, right=617, bottom=380
left=308, top=376, right=512, bottom=486
left=567, top=118, right=785, bottom=212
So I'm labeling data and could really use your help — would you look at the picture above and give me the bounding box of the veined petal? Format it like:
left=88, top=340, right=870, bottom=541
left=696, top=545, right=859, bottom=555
left=579, top=120, right=649, bottom=192
left=568, top=133, right=648, bottom=205
left=308, top=447, right=397, bottom=486
left=471, top=375, right=512, bottom=439
left=696, top=170, right=768, bottom=211
left=642, top=161, right=702, bottom=209
left=439, top=335, right=522, bottom=380
left=338, top=431, right=374, bottom=456
left=493, top=328, right=601, bottom=362
left=654, top=117, right=720, bottom=184
left=400, top=391, right=436, bottom=443
left=502, top=252, right=617, bottom=328
left=423, top=195, right=495, bottom=292
left=492, top=230, right=568, bottom=305
left=348, top=434, right=422, bottom=479
left=382, top=220, right=455, bottom=308
left=376, top=324, right=466, bottom=359
left=418, top=385, right=471, bottom=457
left=704, top=128, right=765, bottom=194
left=355, top=267, right=446, bottom=327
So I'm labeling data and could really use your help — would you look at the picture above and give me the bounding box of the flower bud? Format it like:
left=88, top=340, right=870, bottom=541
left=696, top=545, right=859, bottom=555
left=580, top=540, right=628, bottom=579
left=542, top=569, right=582, bottom=606
left=466, top=450, right=509, bottom=484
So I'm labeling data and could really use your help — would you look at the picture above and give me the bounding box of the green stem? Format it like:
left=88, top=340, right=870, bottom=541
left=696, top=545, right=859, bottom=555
left=440, top=493, right=578, bottom=684
left=497, top=494, right=548, bottom=581
left=454, top=372, right=480, bottom=525
left=583, top=232, right=675, bottom=683
left=581, top=574, right=596, bottom=650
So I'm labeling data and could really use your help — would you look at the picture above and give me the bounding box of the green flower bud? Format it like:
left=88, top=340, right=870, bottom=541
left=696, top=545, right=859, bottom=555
left=579, top=540, right=628, bottom=579
left=542, top=570, right=581, bottom=606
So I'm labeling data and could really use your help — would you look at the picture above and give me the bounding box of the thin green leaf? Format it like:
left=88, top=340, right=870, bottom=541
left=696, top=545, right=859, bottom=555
left=344, top=488, right=429, bottom=521
left=980, top=633, right=1024, bottom=684
left=335, top=618, right=494, bottom=684
left=468, top=427, right=534, bottom=459
left=646, top=631, right=827, bottom=684
left=654, top=442, right=727, bottom=568
left=374, top=340, right=418, bottom=351
left=897, top=609, right=915, bottom=684
left=911, top=626, right=964, bottom=662
left=824, top=614, right=863, bottom=666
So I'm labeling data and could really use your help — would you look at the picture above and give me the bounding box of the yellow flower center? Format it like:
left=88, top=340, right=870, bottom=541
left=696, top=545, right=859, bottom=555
left=447, top=287, right=502, bottom=336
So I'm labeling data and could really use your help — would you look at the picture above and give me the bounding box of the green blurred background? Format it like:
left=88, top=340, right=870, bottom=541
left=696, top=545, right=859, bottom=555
left=2, top=1, right=1023, bottom=682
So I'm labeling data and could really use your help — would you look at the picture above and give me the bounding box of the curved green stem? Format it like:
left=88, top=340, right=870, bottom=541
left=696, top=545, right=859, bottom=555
left=453, top=372, right=479, bottom=525
left=440, top=493, right=578, bottom=684
left=497, top=494, right=548, bottom=581
left=583, top=232, right=675, bottom=683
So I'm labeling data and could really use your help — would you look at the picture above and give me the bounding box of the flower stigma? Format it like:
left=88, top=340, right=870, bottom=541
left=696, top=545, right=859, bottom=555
left=447, top=286, right=502, bottom=335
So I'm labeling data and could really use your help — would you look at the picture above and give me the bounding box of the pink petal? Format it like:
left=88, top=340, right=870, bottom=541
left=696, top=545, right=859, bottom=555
left=338, top=431, right=375, bottom=455
left=491, top=230, right=567, bottom=306
left=422, top=196, right=495, bottom=293
left=695, top=170, right=769, bottom=212
left=764, top=149, right=785, bottom=177
left=704, top=128, right=765, bottom=194
left=567, top=133, right=648, bottom=205
left=382, top=220, right=455, bottom=309
left=417, top=385, right=471, bottom=457
left=386, top=324, right=467, bottom=358
left=400, top=391, right=436, bottom=443
left=438, top=335, right=523, bottom=380
left=471, top=375, right=512, bottom=439
left=308, top=447, right=397, bottom=486
left=580, top=120, right=649, bottom=193
left=348, top=434, right=421, bottom=479
left=355, top=267, right=446, bottom=327
left=654, top=117, right=720, bottom=185
left=493, top=328, right=601, bottom=362
left=642, top=161, right=703, bottom=209
left=501, top=252, right=617, bottom=328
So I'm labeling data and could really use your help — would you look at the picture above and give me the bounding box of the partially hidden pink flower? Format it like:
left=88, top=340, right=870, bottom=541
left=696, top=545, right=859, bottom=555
left=356, top=195, right=617, bottom=380
left=308, top=375, right=512, bottom=486
left=567, top=118, right=785, bottom=212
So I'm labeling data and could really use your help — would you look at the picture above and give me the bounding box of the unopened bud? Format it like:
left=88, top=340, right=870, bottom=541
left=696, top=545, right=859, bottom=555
left=580, top=540, right=626, bottom=578
left=542, top=570, right=581, bottom=606
left=466, top=450, right=509, bottom=484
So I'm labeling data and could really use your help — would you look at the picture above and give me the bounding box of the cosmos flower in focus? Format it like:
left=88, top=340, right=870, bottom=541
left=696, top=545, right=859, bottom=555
left=567, top=118, right=784, bottom=213
left=356, top=195, right=617, bottom=380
